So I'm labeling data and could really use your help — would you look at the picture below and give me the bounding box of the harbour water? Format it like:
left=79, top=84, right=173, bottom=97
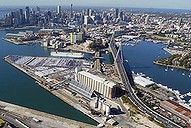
left=122, top=41, right=191, bottom=94
left=1, top=7, right=191, bottom=125
left=0, top=30, right=97, bottom=125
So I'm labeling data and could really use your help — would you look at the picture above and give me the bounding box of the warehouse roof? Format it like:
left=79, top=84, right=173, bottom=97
left=134, top=76, right=155, bottom=87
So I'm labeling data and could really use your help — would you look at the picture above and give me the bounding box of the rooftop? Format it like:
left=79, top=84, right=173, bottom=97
left=134, top=76, right=155, bottom=87
left=161, top=100, right=191, bottom=120
left=78, top=71, right=116, bottom=88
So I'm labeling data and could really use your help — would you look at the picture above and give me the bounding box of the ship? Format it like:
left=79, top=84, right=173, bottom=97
left=50, top=51, right=84, bottom=58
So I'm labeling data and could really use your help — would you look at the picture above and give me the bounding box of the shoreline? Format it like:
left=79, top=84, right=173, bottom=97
left=0, top=100, right=95, bottom=128
left=153, top=60, right=191, bottom=71
left=162, top=47, right=184, bottom=55
left=3, top=57, right=100, bottom=126
left=3, top=38, right=39, bottom=45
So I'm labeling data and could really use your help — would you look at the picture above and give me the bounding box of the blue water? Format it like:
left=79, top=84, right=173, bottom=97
left=0, top=30, right=97, bottom=125
left=122, top=41, right=191, bottom=94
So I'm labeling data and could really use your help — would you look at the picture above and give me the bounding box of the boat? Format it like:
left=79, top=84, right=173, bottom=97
left=165, top=66, right=168, bottom=72
left=50, top=51, right=84, bottom=58
left=171, top=68, right=174, bottom=71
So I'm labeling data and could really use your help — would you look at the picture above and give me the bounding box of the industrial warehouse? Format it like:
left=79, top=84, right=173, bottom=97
left=75, top=69, right=116, bottom=99
left=4, top=54, right=121, bottom=126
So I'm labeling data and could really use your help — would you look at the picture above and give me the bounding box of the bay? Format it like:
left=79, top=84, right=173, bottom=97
left=0, top=30, right=97, bottom=125
left=122, top=41, right=191, bottom=94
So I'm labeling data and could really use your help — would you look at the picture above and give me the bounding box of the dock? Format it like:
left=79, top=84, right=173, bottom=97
left=3, top=55, right=106, bottom=126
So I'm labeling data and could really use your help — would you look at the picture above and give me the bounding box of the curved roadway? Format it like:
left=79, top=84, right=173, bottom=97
left=109, top=31, right=182, bottom=128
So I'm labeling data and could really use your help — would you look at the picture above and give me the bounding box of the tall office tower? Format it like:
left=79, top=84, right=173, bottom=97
left=14, top=11, right=20, bottom=25
left=19, top=9, right=24, bottom=24
left=87, top=9, right=92, bottom=16
left=119, top=11, right=123, bottom=20
left=178, top=18, right=182, bottom=26
left=115, top=8, right=119, bottom=19
left=70, top=4, right=73, bottom=19
left=89, top=9, right=92, bottom=16
left=36, top=6, right=40, bottom=12
left=25, top=6, right=30, bottom=23
left=4, top=13, right=13, bottom=26
left=145, top=15, right=149, bottom=25
left=57, top=6, right=62, bottom=17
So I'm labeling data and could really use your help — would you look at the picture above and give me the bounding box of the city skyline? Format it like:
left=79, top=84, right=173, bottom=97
left=1, top=0, right=191, bottom=9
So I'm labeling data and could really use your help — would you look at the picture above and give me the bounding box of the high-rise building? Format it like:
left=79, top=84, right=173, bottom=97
left=56, top=6, right=62, bottom=17
left=178, top=18, right=182, bottom=26
left=89, top=9, right=92, bottom=16
left=25, top=6, right=30, bottom=23
left=36, top=6, right=40, bottom=12
left=84, top=15, right=95, bottom=25
left=145, top=15, right=149, bottom=25
left=19, top=9, right=24, bottom=24
left=87, top=9, right=92, bottom=16
left=70, top=4, right=73, bottom=19
left=119, top=11, right=123, bottom=20
left=115, top=8, right=119, bottom=19
left=4, top=13, right=13, bottom=26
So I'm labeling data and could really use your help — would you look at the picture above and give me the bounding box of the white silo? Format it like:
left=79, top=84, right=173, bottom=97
left=105, top=105, right=111, bottom=116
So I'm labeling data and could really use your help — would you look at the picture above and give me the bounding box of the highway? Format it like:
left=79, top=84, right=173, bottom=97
left=109, top=31, right=182, bottom=128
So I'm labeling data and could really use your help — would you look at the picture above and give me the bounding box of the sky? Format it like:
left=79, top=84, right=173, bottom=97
left=0, top=0, right=191, bottom=9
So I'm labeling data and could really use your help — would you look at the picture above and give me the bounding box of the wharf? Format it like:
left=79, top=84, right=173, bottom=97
left=3, top=56, right=103, bottom=125
left=3, top=38, right=39, bottom=45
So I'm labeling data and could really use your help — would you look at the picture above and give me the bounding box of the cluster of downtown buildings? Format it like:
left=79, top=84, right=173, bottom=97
left=1, top=5, right=128, bottom=28
left=1, top=6, right=121, bottom=28
left=2, top=5, right=191, bottom=127
left=2, top=5, right=191, bottom=47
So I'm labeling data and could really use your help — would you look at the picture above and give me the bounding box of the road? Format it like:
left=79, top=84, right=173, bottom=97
left=0, top=108, right=30, bottom=128
left=109, top=31, right=182, bottom=128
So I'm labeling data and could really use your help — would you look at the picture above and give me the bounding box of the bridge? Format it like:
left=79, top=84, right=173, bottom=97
left=109, top=31, right=182, bottom=128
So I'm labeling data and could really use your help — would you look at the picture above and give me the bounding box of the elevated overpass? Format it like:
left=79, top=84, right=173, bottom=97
left=109, top=31, right=182, bottom=128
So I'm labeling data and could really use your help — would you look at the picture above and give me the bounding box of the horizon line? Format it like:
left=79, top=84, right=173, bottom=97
left=0, top=5, right=191, bottom=11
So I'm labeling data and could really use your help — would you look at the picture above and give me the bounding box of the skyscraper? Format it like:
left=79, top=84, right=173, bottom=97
left=87, top=9, right=91, bottom=16
left=70, top=4, right=73, bottom=19
left=36, top=6, right=40, bottom=12
left=25, top=6, right=30, bottom=23
left=115, top=8, right=119, bottom=19
left=57, top=6, right=62, bottom=18
left=19, top=9, right=24, bottom=24
left=119, top=11, right=123, bottom=20
left=145, top=15, right=149, bottom=25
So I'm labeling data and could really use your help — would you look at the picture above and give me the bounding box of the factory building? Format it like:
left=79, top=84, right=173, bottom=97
left=75, top=70, right=116, bottom=99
